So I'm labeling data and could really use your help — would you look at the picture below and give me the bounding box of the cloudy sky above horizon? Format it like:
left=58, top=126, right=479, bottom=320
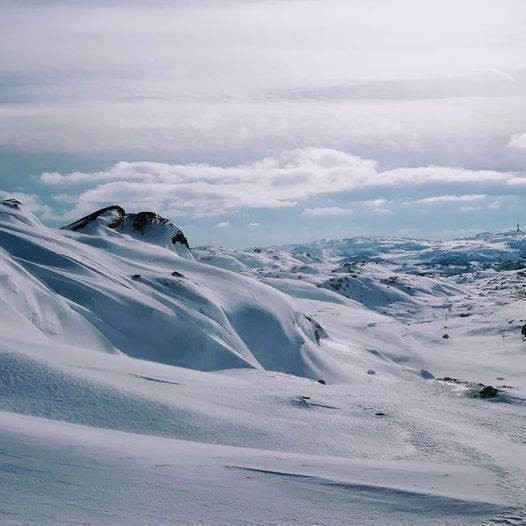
left=1, top=0, right=526, bottom=246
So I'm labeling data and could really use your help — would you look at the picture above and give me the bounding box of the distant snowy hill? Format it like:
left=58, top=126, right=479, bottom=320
left=278, top=231, right=526, bottom=270
left=1, top=199, right=526, bottom=525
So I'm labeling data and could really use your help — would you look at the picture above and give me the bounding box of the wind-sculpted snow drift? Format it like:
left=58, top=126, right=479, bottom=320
left=0, top=199, right=330, bottom=377
left=1, top=198, right=526, bottom=525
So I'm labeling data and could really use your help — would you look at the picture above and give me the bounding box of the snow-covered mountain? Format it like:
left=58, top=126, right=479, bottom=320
left=1, top=199, right=526, bottom=525
left=61, top=204, right=193, bottom=259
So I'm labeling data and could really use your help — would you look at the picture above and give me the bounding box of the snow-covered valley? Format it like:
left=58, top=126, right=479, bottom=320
left=1, top=198, right=525, bottom=525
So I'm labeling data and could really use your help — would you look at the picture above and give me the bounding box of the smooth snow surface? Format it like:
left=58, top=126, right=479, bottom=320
left=1, top=200, right=525, bottom=525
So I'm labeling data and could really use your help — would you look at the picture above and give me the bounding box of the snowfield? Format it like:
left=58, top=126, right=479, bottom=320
left=1, top=198, right=525, bottom=525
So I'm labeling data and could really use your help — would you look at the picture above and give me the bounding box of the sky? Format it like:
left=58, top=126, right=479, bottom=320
left=1, top=0, right=526, bottom=247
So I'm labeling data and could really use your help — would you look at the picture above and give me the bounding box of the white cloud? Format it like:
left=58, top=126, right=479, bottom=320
left=0, top=1, right=525, bottom=172
left=40, top=148, right=378, bottom=219
left=248, top=222, right=260, bottom=227
left=371, top=208, right=393, bottom=215
left=301, top=207, right=353, bottom=217
left=216, top=221, right=230, bottom=229
left=354, top=198, right=389, bottom=208
left=5, top=1, right=525, bottom=96
left=3, top=96, right=525, bottom=170
left=413, top=194, right=486, bottom=204
left=377, top=167, right=512, bottom=186
left=508, top=130, right=526, bottom=150
left=350, top=198, right=394, bottom=215
left=39, top=148, right=526, bottom=222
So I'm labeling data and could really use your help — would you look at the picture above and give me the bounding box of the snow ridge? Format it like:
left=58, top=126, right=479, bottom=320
left=62, top=204, right=192, bottom=259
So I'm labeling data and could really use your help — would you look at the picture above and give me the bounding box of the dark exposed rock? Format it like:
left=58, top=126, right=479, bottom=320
left=62, top=205, right=125, bottom=231
left=1, top=198, right=22, bottom=208
left=62, top=206, right=190, bottom=249
left=129, top=211, right=168, bottom=233
left=442, top=334, right=450, bottom=339
left=125, top=211, right=190, bottom=248
left=131, top=274, right=141, bottom=280
left=171, top=270, right=186, bottom=278
left=317, top=379, right=326, bottom=385
left=521, top=324, right=526, bottom=338
left=479, top=385, right=499, bottom=398
left=171, top=231, right=190, bottom=249
left=437, top=377, right=502, bottom=400
left=375, top=412, right=386, bottom=416
left=305, top=315, right=328, bottom=345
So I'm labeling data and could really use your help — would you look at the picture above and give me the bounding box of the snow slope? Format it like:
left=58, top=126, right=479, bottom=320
left=1, top=199, right=525, bottom=525
left=0, top=200, right=339, bottom=378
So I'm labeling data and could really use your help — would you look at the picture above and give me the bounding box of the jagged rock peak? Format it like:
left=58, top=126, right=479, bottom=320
left=62, top=205, right=191, bottom=255
left=1, top=198, right=23, bottom=208
left=61, top=205, right=126, bottom=232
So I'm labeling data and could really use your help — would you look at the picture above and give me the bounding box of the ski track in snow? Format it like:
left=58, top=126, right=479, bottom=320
left=0, top=200, right=525, bottom=524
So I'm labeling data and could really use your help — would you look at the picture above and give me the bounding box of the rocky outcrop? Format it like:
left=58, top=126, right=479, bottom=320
left=62, top=205, right=192, bottom=258
left=62, top=205, right=125, bottom=232
left=1, top=198, right=23, bottom=208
